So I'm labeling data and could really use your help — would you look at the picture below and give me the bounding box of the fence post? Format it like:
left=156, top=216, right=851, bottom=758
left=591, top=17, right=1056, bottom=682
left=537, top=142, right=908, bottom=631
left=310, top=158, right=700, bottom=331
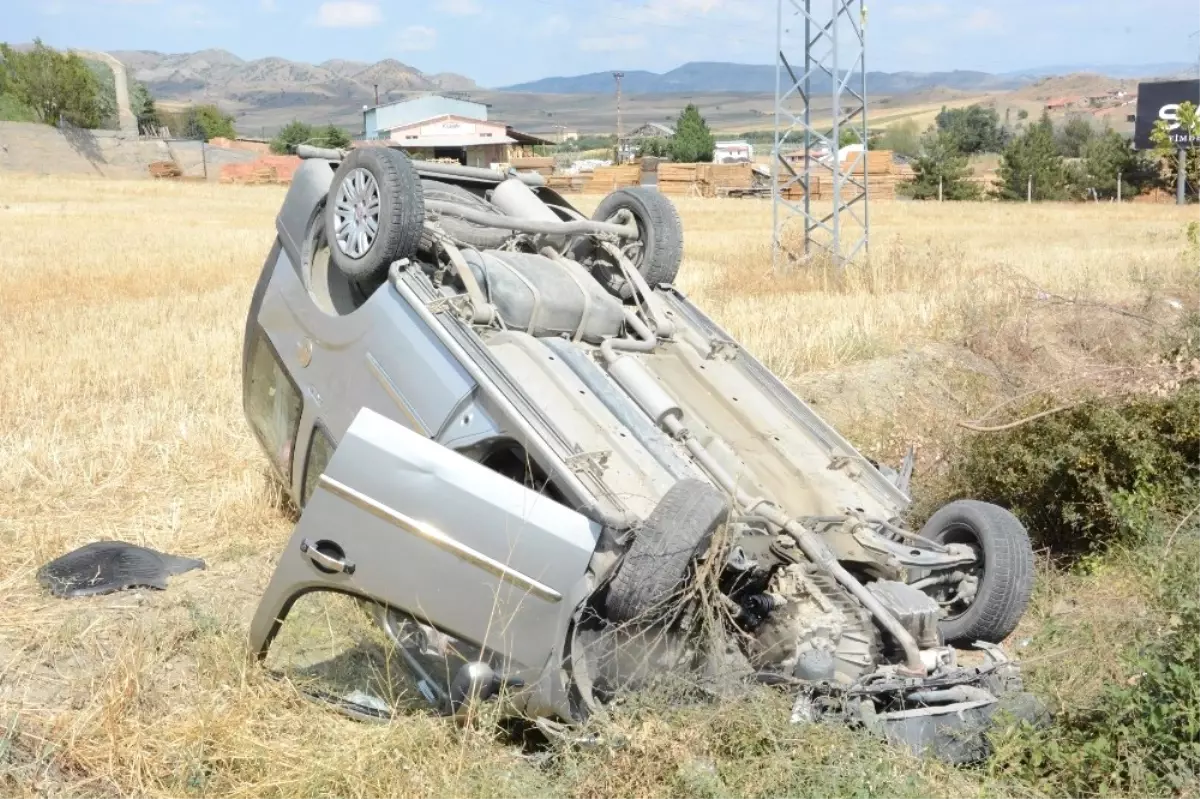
left=1027, top=175, right=1032, bottom=203
left=1117, top=172, right=1122, bottom=203
left=938, top=176, right=943, bottom=202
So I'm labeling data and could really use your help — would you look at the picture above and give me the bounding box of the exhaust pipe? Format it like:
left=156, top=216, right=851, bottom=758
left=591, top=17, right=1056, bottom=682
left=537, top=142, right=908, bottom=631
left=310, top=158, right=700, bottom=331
left=597, top=316, right=928, bottom=675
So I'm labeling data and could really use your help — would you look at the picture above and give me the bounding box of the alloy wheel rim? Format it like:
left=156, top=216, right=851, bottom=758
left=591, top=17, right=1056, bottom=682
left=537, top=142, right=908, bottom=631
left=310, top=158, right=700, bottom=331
left=333, top=168, right=381, bottom=258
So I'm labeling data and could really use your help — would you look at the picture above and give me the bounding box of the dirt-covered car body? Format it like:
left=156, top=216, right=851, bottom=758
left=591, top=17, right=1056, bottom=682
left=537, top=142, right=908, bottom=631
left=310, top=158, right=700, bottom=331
left=243, top=146, right=1041, bottom=762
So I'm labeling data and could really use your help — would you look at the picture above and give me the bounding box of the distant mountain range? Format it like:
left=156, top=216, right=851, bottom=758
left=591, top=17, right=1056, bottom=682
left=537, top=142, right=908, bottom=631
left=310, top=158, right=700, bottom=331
left=499, top=60, right=1197, bottom=95
left=109, top=48, right=478, bottom=111
left=31, top=46, right=1189, bottom=135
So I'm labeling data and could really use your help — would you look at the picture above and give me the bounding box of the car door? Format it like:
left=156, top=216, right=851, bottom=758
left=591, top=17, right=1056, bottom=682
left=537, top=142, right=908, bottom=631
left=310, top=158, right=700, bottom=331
left=248, top=406, right=602, bottom=718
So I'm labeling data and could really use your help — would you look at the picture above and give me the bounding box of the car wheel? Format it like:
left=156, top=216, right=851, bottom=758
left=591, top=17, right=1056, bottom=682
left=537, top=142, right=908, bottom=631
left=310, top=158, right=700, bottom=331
left=604, top=478, right=729, bottom=625
left=916, top=499, right=1035, bottom=646
left=325, top=147, right=424, bottom=285
left=591, top=186, right=684, bottom=292
left=419, top=178, right=514, bottom=251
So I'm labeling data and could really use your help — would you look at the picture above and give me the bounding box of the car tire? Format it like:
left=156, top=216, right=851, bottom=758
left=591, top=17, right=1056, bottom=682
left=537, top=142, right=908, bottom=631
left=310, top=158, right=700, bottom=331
left=419, top=178, right=513, bottom=251
left=325, top=147, right=424, bottom=285
left=605, top=478, right=730, bottom=625
left=591, top=186, right=685, bottom=290
left=917, top=499, right=1035, bottom=646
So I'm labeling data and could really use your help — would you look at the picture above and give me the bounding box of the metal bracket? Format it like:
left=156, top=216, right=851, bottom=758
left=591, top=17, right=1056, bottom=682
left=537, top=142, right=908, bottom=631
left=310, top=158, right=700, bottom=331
left=426, top=294, right=476, bottom=322
left=564, top=449, right=611, bottom=480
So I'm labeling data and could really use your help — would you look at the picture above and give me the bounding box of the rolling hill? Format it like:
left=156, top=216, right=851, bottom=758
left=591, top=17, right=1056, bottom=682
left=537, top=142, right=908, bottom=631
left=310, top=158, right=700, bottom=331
left=500, top=62, right=1033, bottom=95
left=93, top=48, right=1186, bottom=136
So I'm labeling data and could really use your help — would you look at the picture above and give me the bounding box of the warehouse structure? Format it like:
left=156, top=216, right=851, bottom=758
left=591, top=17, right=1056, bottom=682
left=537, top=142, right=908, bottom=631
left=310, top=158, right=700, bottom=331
left=360, top=94, right=553, bottom=167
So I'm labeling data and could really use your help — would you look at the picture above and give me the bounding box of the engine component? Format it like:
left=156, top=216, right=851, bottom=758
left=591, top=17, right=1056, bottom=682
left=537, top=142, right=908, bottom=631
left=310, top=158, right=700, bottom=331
left=866, top=580, right=943, bottom=650
left=745, top=562, right=880, bottom=686
left=793, top=646, right=836, bottom=682
left=459, top=249, right=626, bottom=343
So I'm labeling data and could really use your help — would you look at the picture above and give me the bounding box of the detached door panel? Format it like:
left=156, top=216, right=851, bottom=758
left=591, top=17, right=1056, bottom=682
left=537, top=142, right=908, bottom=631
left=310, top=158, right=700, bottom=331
left=250, top=407, right=601, bottom=676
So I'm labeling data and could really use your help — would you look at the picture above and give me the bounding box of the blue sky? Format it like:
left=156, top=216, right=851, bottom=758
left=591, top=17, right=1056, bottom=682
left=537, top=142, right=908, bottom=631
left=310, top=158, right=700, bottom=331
left=11, top=0, right=1200, bottom=86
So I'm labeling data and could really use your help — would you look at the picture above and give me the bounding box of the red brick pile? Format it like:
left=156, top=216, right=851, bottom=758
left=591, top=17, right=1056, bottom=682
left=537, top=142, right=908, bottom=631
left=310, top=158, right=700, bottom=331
left=219, top=155, right=301, bottom=185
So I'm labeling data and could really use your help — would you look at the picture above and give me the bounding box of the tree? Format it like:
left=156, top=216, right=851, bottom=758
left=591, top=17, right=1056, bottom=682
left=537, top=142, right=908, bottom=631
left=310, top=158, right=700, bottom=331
left=271, top=121, right=350, bottom=154
left=319, top=124, right=351, bottom=149
left=271, top=120, right=314, bottom=154
left=182, top=104, right=236, bottom=141
left=1150, top=100, right=1200, bottom=201
left=1057, top=115, right=1095, bottom=158
left=83, top=58, right=119, bottom=129
left=668, top=104, right=715, bottom=163
left=637, top=136, right=670, bottom=158
left=935, top=104, right=1008, bottom=154
left=1017, top=109, right=1029, bottom=120
left=0, top=39, right=105, bottom=128
left=898, top=128, right=982, bottom=200
left=877, top=118, right=922, bottom=158
left=995, top=111, right=1074, bottom=201
left=129, top=79, right=160, bottom=131
left=1080, top=130, right=1156, bottom=199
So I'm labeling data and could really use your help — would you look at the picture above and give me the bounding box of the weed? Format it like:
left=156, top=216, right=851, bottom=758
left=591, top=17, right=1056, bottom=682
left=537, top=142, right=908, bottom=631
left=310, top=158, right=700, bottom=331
left=935, top=384, right=1199, bottom=560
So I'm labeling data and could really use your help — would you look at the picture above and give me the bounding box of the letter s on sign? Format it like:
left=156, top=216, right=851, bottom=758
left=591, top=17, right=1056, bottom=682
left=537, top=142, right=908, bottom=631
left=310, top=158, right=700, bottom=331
left=1159, top=103, right=1181, bottom=130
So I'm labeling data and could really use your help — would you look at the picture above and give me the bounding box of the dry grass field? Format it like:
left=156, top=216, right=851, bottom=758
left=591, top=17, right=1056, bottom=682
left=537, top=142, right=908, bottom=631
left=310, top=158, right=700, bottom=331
left=0, top=173, right=1196, bottom=797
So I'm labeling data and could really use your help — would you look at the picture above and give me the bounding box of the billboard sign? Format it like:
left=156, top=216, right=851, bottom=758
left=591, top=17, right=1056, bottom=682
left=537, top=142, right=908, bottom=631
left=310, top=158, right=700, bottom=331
left=1133, top=79, right=1200, bottom=150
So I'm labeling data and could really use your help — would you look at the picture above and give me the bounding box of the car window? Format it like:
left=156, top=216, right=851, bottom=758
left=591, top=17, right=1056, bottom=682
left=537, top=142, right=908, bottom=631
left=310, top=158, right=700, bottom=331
left=245, top=333, right=303, bottom=483
left=301, top=424, right=335, bottom=508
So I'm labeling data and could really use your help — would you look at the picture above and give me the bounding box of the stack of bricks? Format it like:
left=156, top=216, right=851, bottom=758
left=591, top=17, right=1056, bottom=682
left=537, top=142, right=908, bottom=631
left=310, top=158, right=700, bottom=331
left=218, top=155, right=302, bottom=185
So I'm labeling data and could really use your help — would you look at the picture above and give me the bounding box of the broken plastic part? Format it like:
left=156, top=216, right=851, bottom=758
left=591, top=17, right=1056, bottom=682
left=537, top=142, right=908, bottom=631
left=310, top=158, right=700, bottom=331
left=37, top=540, right=205, bottom=598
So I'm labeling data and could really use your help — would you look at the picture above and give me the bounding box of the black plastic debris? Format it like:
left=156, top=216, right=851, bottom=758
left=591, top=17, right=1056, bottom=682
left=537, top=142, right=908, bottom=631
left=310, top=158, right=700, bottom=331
left=37, top=541, right=206, bottom=598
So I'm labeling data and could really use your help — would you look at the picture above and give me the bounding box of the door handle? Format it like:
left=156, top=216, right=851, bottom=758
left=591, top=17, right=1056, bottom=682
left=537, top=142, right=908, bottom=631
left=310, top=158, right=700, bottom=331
left=300, top=539, right=356, bottom=575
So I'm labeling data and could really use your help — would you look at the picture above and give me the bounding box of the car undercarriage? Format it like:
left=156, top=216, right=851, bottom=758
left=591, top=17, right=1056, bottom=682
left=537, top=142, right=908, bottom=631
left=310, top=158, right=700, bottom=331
left=241, top=143, right=1045, bottom=763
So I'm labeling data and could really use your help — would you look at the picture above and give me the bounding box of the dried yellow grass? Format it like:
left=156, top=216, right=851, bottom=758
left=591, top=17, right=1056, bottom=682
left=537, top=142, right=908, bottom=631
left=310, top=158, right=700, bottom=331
left=0, top=172, right=1194, bottom=797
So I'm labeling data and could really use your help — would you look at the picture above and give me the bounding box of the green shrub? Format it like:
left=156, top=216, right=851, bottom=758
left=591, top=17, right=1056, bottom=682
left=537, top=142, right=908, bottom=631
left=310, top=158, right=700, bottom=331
left=0, top=92, right=35, bottom=122
left=987, top=533, right=1200, bottom=797
left=944, top=385, right=1199, bottom=559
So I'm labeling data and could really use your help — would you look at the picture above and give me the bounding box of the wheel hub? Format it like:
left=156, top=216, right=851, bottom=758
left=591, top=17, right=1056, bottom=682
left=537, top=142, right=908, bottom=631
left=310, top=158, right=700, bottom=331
left=333, top=167, right=381, bottom=259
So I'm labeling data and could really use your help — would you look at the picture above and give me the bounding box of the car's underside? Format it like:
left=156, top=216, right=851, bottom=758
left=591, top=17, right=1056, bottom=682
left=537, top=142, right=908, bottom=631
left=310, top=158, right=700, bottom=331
left=245, top=144, right=1046, bottom=764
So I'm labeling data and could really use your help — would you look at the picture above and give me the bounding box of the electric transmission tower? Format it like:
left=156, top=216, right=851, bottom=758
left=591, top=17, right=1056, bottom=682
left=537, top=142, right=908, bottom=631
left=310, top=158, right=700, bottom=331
left=771, top=0, right=870, bottom=270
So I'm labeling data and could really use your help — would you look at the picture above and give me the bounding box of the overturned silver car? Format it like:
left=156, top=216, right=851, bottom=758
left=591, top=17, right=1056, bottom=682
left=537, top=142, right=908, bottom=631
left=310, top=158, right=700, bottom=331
left=242, top=144, right=1042, bottom=763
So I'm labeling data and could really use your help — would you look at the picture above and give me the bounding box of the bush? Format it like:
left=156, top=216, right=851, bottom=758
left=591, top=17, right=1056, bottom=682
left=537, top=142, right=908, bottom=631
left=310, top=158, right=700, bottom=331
left=160, top=104, right=236, bottom=141
left=988, top=533, right=1200, bottom=797
left=0, top=92, right=35, bottom=122
left=946, top=386, right=1199, bottom=559
left=270, top=121, right=350, bottom=154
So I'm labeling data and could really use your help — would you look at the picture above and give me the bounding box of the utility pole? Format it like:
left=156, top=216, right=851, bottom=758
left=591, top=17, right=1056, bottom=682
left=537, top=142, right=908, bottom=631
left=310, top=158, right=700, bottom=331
left=1178, top=147, right=1187, bottom=205
left=613, top=71, right=625, bottom=164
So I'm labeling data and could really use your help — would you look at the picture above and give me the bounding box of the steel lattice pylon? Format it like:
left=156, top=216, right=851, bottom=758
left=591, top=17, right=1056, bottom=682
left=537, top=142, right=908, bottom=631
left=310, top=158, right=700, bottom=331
left=771, top=0, right=870, bottom=270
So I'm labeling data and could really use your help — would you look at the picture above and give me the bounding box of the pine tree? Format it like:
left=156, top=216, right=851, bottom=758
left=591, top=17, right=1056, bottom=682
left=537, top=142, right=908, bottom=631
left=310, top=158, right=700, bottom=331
left=898, top=128, right=982, bottom=200
left=1081, top=130, right=1156, bottom=199
left=668, top=104, right=715, bottom=163
left=995, top=111, right=1074, bottom=201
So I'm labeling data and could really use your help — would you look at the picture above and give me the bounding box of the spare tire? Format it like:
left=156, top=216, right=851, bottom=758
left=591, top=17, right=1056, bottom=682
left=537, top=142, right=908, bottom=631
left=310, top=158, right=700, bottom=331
left=325, top=147, right=424, bottom=285
left=420, top=179, right=514, bottom=251
left=916, top=499, right=1035, bottom=646
left=591, top=186, right=685, bottom=290
left=605, top=478, right=729, bottom=625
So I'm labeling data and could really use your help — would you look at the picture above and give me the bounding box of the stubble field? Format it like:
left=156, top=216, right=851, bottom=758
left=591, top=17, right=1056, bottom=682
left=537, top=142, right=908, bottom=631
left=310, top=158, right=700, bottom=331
left=0, top=173, right=1196, bottom=797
